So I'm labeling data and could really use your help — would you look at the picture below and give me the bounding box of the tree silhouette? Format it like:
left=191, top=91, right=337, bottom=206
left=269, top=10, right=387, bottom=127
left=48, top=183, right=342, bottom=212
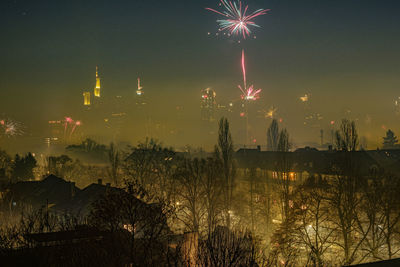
left=11, top=153, right=37, bottom=181
left=335, top=119, right=358, bottom=151
left=382, top=129, right=398, bottom=149
left=267, top=119, right=279, bottom=151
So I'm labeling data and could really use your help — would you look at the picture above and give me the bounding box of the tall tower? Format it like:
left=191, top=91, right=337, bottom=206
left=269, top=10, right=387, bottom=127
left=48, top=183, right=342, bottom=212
left=135, top=77, right=147, bottom=106
left=83, top=92, right=91, bottom=106
left=201, top=88, right=216, bottom=122
left=94, top=66, right=101, bottom=97
left=136, top=78, right=143, bottom=96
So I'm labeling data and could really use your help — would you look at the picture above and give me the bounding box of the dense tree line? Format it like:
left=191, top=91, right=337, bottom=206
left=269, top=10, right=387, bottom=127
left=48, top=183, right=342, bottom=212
left=1, top=118, right=400, bottom=266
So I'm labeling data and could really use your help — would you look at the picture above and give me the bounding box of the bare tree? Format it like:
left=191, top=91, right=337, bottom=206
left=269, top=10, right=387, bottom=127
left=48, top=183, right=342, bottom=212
left=174, top=158, right=206, bottom=233
left=89, top=179, right=173, bottom=266
left=202, top=157, right=223, bottom=234
left=152, top=146, right=176, bottom=202
left=215, top=117, right=236, bottom=229
left=335, top=119, right=358, bottom=151
left=293, top=178, right=336, bottom=266
left=124, top=138, right=174, bottom=193
left=327, top=124, right=367, bottom=265
left=197, top=227, right=258, bottom=267
left=380, top=173, right=400, bottom=259
left=124, top=139, right=156, bottom=186
left=269, top=214, right=300, bottom=267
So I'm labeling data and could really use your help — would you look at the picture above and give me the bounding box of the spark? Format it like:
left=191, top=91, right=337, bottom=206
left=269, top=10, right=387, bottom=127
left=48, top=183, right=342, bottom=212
left=260, top=106, right=277, bottom=119
left=206, top=0, right=270, bottom=39
left=238, top=50, right=261, bottom=101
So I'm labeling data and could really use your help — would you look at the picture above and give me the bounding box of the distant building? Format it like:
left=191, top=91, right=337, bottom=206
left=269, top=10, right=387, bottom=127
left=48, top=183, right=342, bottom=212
left=201, top=88, right=216, bottom=122
left=136, top=77, right=143, bottom=96
left=94, top=66, right=101, bottom=98
left=45, top=120, right=63, bottom=146
left=83, top=91, right=91, bottom=106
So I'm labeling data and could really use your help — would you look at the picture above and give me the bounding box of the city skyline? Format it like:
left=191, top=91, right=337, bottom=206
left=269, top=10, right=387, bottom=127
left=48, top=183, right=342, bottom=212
left=1, top=0, right=400, bottom=151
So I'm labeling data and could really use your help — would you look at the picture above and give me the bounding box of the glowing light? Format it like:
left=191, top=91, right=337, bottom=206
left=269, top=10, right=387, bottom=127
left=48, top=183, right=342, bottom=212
left=94, top=66, right=101, bottom=97
left=260, top=106, right=277, bottom=119
left=206, top=0, right=270, bottom=39
left=238, top=50, right=261, bottom=101
left=300, top=94, right=309, bottom=102
left=266, top=107, right=276, bottom=118
left=83, top=92, right=91, bottom=106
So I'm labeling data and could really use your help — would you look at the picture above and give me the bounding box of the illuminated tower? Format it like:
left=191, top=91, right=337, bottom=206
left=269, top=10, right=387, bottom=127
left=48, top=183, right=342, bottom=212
left=94, top=66, right=101, bottom=97
left=135, top=77, right=147, bottom=106
left=201, top=88, right=216, bottom=122
left=136, top=78, right=143, bottom=96
left=83, top=92, right=91, bottom=106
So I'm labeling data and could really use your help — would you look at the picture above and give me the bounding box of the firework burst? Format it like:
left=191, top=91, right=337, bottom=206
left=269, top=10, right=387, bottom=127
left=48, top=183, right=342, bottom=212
left=0, top=118, right=24, bottom=137
left=63, top=117, right=81, bottom=138
left=260, top=106, right=278, bottom=119
left=206, top=0, right=270, bottom=39
left=238, top=50, right=261, bottom=101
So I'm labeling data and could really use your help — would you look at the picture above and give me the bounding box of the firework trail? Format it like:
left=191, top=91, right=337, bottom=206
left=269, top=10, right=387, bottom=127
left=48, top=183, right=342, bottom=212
left=206, top=0, right=270, bottom=39
left=64, top=117, right=73, bottom=137
left=238, top=49, right=261, bottom=101
left=64, top=117, right=82, bottom=138
left=241, top=49, right=246, bottom=88
left=70, top=121, right=81, bottom=137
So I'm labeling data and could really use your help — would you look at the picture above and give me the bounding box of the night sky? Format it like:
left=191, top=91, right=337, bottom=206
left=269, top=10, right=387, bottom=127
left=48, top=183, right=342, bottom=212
left=1, top=0, right=400, bottom=149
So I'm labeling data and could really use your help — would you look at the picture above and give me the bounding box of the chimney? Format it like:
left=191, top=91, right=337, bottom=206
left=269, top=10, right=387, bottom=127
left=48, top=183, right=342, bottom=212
left=106, top=183, right=111, bottom=187
left=328, top=145, right=332, bottom=151
left=98, top=179, right=102, bottom=185
left=257, top=145, right=261, bottom=151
